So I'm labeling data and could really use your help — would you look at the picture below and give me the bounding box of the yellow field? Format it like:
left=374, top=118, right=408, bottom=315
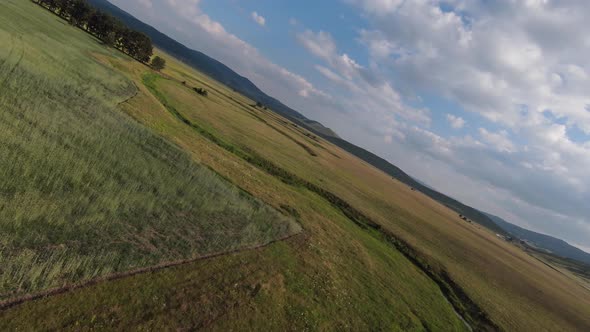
left=55, top=47, right=590, bottom=330
left=145, top=49, right=590, bottom=330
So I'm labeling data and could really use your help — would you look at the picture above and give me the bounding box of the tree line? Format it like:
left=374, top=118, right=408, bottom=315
left=33, top=0, right=153, bottom=63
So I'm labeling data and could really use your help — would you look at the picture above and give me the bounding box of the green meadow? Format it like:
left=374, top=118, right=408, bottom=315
left=0, top=0, right=299, bottom=298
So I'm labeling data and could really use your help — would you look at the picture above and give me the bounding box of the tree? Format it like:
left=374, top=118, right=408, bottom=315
left=47, top=0, right=59, bottom=11
left=88, top=10, right=115, bottom=39
left=111, top=21, right=127, bottom=49
left=34, top=0, right=154, bottom=63
left=134, top=33, right=153, bottom=62
left=121, top=30, right=152, bottom=62
left=151, top=56, right=166, bottom=71
left=53, top=0, right=74, bottom=17
left=193, top=87, right=208, bottom=97
left=69, top=0, right=91, bottom=28
left=39, top=0, right=58, bottom=11
left=87, top=9, right=104, bottom=35
left=103, top=31, right=116, bottom=47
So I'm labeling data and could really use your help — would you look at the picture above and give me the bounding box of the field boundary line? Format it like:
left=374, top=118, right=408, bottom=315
left=0, top=231, right=304, bottom=311
left=117, top=82, right=140, bottom=106
left=143, top=73, right=501, bottom=331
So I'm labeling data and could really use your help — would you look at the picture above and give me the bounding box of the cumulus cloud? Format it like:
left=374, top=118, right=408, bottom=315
left=446, top=114, right=465, bottom=129
left=478, top=128, right=515, bottom=153
left=347, top=0, right=590, bottom=248
left=251, top=11, right=266, bottom=27
left=315, top=65, right=345, bottom=84
left=137, top=0, right=152, bottom=9
left=297, top=29, right=431, bottom=127
left=355, top=0, right=590, bottom=132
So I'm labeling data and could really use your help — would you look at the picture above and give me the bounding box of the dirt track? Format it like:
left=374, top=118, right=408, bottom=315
left=0, top=231, right=304, bottom=311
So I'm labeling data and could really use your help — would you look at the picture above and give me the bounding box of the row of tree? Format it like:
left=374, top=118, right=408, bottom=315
left=33, top=0, right=153, bottom=63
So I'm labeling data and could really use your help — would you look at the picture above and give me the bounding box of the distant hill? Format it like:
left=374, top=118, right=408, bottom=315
left=86, top=0, right=340, bottom=139
left=88, top=0, right=590, bottom=265
left=322, top=137, right=509, bottom=235
left=486, top=213, right=590, bottom=265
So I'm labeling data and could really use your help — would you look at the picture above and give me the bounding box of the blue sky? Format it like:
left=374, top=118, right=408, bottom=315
left=110, top=0, right=590, bottom=252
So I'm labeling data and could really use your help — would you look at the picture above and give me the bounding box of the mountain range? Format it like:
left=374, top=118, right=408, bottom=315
left=486, top=213, right=590, bottom=265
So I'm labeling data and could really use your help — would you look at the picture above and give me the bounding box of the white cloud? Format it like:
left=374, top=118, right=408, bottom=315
left=165, top=0, right=201, bottom=17
left=446, top=114, right=465, bottom=129
left=297, top=30, right=337, bottom=64
left=315, top=65, right=345, bottom=84
left=346, top=0, right=590, bottom=247
left=298, top=29, right=431, bottom=126
left=137, top=0, right=153, bottom=9
left=478, top=128, right=515, bottom=153
left=355, top=0, right=590, bottom=132
left=347, top=0, right=404, bottom=15
left=251, top=11, right=266, bottom=27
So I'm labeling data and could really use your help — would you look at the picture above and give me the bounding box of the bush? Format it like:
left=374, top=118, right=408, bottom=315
left=193, top=87, right=208, bottom=97
left=151, top=56, right=166, bottom=71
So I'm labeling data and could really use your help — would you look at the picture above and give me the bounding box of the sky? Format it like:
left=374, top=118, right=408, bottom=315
left=109, top=0, right=590, bottom=253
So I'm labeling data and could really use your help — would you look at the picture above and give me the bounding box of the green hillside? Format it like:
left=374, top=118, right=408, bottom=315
left=86, top=0, right=509, bottom=238
left=0, top=0, right=298, bottom=298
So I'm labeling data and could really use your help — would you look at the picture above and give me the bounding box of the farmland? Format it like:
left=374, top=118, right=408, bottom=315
left=1, top=0, right=589, bottom=331
left=0, top=0, right=299, bottom=299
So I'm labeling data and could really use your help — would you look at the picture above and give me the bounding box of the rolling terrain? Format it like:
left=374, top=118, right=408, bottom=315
left=487, top=213, right=590, bottom=265
left=0, top=0, right=298, bottom=299
left=1, top=1, right=589, bottom=331
left=86, top=0, right=510, bottom=238
left=86, top=0, right=340, bottom=139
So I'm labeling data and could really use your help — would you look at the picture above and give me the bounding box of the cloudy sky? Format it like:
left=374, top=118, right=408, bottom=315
left=110, top=0, right=590, bottom=252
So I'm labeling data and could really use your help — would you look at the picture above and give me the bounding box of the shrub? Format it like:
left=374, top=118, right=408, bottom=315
left=193, top=87, right=208, bottom=97
left=151, top=56, right=166, bottom=71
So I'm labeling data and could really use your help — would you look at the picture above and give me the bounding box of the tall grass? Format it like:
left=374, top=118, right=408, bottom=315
left=143, top=73, right=499, bottom=330
left=0, top=0, right=299, bottom=298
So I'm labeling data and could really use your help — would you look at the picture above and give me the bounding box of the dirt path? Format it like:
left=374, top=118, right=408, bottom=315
left=117, top=81, right=140, bottom=106
left=0, top=231, right=304, bottom=311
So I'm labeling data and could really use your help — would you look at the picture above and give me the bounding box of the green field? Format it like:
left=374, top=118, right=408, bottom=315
left=0, top=0, right=299, bottom=298
left=1, top=1, right=589, bottom=331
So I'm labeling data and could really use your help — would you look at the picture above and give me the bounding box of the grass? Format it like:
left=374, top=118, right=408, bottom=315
left=526, top=247, right=590, bottom=291
left=143, top=72, right=499, bottom=329
left=0, top=3, right=470, bottom=331
left=0, top=0, right=299, bottom=299
left=1, top=1, right=590, bottom=331
left=126, top=51, right=590, bottom=330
